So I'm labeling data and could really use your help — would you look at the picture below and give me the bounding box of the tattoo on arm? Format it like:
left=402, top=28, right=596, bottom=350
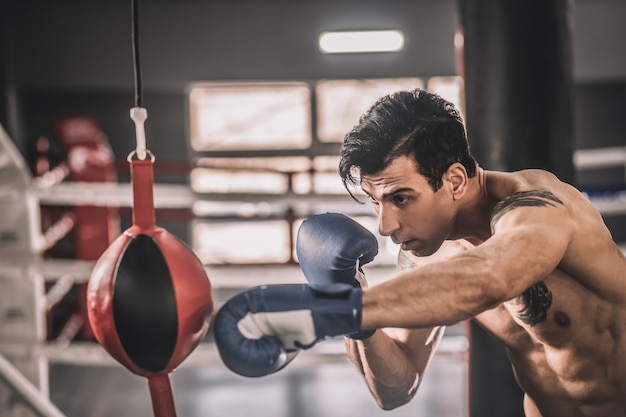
left=491, top=190, right=563, bottom=326
left=490, top=189, right=565, bottom=230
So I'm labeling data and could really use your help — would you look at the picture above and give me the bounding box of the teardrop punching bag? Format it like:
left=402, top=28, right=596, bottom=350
left=86, top=156, right=213, bottom=417
left=456, top=1, right=574, bottom=417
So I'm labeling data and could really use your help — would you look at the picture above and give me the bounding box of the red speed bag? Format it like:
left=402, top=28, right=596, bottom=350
left=86, top=159, right=212, bottom=416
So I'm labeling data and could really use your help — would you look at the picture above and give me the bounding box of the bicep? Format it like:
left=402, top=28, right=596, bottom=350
left=483, top=199, right=574, bottom=294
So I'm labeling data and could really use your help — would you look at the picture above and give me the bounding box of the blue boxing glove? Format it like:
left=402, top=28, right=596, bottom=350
left=296, top=213, right=378, bottom=339
left=213, top=284, right=363, bottom=377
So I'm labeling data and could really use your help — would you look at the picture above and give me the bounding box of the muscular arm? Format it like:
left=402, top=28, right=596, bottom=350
left=346, top=241, right=464, bottom=409
left=361, top=189, right=575, bottom=329
left=345, top=326, right=445, bottom=410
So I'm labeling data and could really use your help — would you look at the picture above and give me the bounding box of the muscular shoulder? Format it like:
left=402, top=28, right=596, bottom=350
left=487, top=170, right=622, bottom=302
left=485, top=169, right=581, bottom=227
left=485, top=169, right=559, bottom=201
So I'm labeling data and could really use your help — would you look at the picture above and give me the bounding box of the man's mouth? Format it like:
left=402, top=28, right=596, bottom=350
left=400, top=239, right=417, bottom=251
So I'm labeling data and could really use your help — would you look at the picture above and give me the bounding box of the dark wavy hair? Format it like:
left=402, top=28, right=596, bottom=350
left=339, top=89, right=477, bottom=200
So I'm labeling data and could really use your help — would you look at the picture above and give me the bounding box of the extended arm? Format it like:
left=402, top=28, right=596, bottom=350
left=212, top=197, right=573, bottom=387
left=362, top=189, right=575, bottom=329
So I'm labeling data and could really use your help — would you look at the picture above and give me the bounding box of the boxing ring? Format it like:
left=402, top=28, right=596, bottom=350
left=1, top=9, right=626, bottom=403
left=1, top=114, right=625, bottom=416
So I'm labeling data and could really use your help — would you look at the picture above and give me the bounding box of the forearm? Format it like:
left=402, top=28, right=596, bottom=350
left=346, top=331, right=419, bottom=410
left=361, top=255, right=504, bottom=329
left=345, top=327, right=444, bottom=410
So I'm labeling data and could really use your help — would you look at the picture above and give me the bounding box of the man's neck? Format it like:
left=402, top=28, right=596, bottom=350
left=452, top=168, right=494, bottom=242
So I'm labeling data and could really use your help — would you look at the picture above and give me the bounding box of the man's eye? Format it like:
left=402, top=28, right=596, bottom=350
left=394, top=195, right=409, bottom=205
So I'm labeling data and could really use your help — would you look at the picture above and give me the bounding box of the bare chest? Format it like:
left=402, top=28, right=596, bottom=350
left=476, top=271, right=626, bottom=407
left=501, top=271, right=615, bottom=350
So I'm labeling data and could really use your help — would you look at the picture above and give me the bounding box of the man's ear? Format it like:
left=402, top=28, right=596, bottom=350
left=445, top=163, right=468, bottom=200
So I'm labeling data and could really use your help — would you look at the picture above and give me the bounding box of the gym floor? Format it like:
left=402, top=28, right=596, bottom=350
left=49, top=331, right=468, bottom=417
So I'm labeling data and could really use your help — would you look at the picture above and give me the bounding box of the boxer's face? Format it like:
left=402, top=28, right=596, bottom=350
left=360, top=156, right=456, bottom=257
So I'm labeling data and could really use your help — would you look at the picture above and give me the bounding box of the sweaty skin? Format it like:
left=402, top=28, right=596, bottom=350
left=348, top=156, right=626, bottom=417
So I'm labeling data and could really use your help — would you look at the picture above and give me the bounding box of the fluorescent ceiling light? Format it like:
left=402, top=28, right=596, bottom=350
left=318, top=30, right=405, bottom=54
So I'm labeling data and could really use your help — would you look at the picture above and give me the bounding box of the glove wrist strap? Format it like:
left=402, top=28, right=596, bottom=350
left=345, top=329, right=376, bottom=340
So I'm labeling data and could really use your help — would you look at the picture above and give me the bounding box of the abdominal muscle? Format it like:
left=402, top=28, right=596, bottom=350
left=507, top=341, right=623, bottom=417
left=477, top=280, right=626, bottom=417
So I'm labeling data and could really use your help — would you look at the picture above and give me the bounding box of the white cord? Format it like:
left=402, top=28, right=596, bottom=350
left=130, top=107, right=148, bottom=160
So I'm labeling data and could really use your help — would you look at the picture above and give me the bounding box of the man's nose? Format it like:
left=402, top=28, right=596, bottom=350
left=378, top=207, right=400, bottom=237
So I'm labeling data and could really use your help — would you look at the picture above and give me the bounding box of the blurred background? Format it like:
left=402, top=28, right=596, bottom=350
left=0, top=0, right=624, bottom=416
